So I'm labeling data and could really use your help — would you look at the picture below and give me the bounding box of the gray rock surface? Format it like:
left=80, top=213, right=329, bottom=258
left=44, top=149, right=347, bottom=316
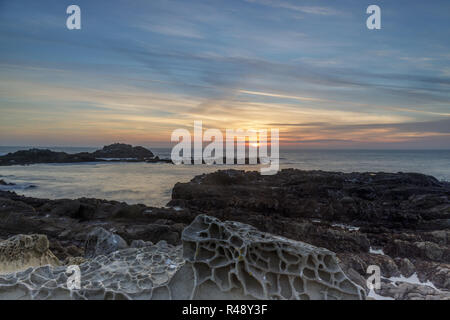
left=84, top=227, right=128, bottom=258
left=0, top=215, right=365, bottom=300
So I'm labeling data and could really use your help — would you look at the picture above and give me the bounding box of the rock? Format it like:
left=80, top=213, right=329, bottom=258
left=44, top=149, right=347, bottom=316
left=344, top=268, right=368, bottom=293
left=0, top=215, right=365, bottom=300
left=341, top=197, right=355, bottom=204
left=0, top=197, right=35, bottom=215
left=0, top=149, right=97, bottom=166
left=175, top=215, right=365, bottom=300
left=363, top=253, right=400, bottom=278
left=64, top=256, right=86, bottom=265
left=130, top=240, right=153, bottom=248
left=49, top=200, right=81, bottom=217
left=416, top=241, right=445, bottom=261
left=112, top=203, right=146, bottom=219
left=0, top=180, right=14, bottom=186
left=170, top=169, right=449, bottom=230
left=92, top=143, right=154, bottom=159
left=121, top=224, right=180, bottom=245
left=385, top=240, right=448, bottom=262
left=376, top=281, right=450, bottom=300
left=0, top=234, right=60, bottom=274
left=0, top=143, right=155, bottom=166
left=395, top=258, right=416, bottom=277
left=0, top=169, right=448, bottom=299
left=414, top=260, right=450, bottom=290
left=0, top=241, right=184, bottom=300
left=84, top=227, right=128, bottom=258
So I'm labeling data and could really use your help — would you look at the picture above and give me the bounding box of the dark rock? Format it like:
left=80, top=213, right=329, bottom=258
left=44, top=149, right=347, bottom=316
left=92, top=143, right=154, bottom=159
left=395, top=257, right=416, bottom=277
left=0, top=180, right=15, bottom=186
left=0, top=143, right=156, bottom=166
left=170, top=169, right=449, bottom=230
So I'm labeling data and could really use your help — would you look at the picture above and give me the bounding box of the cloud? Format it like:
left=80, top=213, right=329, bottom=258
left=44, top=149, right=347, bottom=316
left=245, top=0, right=342, bottom=16
left=238, top=90, right=325, bottom=102
left=137, top=23, right=204, bottom=39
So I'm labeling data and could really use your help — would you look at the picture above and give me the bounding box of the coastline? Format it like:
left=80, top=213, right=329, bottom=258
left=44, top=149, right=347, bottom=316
left=0, top=168, right=449, bottom=300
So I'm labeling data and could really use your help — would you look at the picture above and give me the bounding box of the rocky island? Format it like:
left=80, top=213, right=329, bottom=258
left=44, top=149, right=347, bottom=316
left=0, top=143, right=171, bottom=166
left=0, top=169, right=449, bottom=300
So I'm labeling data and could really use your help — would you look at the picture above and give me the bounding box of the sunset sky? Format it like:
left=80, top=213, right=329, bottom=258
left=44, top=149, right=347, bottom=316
left=0, top=0, right=449, bottom=148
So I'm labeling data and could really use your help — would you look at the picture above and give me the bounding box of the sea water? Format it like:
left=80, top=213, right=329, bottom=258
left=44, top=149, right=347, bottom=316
left=0, top=147, right=449, bottom=207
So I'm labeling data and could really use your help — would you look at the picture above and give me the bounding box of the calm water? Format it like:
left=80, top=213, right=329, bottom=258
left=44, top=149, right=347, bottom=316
left=0, top=147, right=449, bottom=207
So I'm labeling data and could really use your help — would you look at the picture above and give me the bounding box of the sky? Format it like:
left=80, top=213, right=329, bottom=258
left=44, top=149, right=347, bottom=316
left=0, top=0, right=449, bottom=148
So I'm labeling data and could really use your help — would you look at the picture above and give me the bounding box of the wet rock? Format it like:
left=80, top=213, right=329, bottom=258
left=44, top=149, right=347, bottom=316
left=121, top=224, right=180, bottom=245
left=385, top=240, right=448, bottom=262
left=395, top=258, right=416, bottom=277
left=377, top=282, right=450, bottom=300
left=130, top=240, right=153, bottom=248
left=170, top=169, right=449, bottom=231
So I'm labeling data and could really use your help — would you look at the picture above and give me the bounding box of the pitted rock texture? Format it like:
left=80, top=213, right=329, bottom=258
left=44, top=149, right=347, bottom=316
left=177, top=215, right=365, bottom=300
left=0, top=216, right=364, bottom=300
left=0, top=234, right=60, bottom=274
left=0, top=241, right=183, bottom=300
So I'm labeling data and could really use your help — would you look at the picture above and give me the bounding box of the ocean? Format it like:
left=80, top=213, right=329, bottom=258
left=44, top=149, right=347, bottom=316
left=0, top=147, right=449, bottom=207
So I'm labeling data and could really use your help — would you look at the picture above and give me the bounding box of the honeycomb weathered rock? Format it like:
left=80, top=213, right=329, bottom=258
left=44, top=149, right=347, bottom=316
left=174, top=215, right=365, bottom=300
left=0, top=241, right=183, bottom=299
left=0, top=216, right=365, bottom=299
left=0, top=234, right=60, bottom=275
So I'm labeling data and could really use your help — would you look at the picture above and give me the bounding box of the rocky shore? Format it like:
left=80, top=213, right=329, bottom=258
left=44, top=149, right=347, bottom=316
left=0, top=169, right=449, bottom=299
left=0, top=143, right=171, bottom=166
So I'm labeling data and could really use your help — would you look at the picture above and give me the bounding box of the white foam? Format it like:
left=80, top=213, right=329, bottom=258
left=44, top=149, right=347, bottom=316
left=384, top=273, right=439, bottom=291
left=369, top=247, right=385, bottom=255
left=331, top=223, right=360, bottom=231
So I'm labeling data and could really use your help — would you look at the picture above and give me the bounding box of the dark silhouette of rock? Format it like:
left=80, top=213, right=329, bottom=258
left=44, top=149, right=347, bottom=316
left=0, top=179, right=15, bottom=186
left=92, top=143, right=154, bottom=159
left=0, top=144, right=160, bottom=166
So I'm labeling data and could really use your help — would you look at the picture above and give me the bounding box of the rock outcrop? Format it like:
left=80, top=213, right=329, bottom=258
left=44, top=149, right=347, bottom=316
left=0, top=143, right=160, bottom=166
left=0, top=149, right=98, bottom=166
left=0, top=180, right=15, bottom=186
left=92, top=143, right=154, bottom=159
left=0, top=169, right=448, bottom=299
left=0, top=215, right=364, bottom=300
left=0, top=234, right=60, bottom=274
left=0, top=241, right=183, bottom=300
left=168, top=169, right=450, bottom=297
left=172, top=215, right=365, bottom=300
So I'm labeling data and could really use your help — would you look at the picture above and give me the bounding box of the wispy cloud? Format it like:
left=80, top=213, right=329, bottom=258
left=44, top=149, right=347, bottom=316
left=137, top=23, right=204, bottom=39
left=245, top=0, right=342, bottom=16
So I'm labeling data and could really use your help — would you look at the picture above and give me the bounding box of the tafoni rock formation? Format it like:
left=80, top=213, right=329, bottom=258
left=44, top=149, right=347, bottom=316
left=0, top=234, right=60, bottom=275
left=0, top=215, right=364, bottom=300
